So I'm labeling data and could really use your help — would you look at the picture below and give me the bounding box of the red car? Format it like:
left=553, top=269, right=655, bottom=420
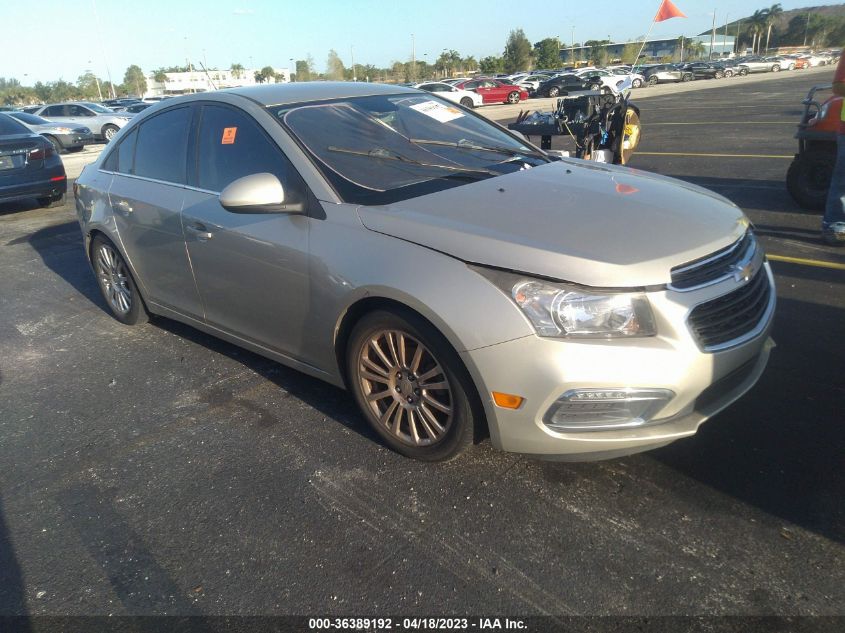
left=454, top=78, right=529, bottom=104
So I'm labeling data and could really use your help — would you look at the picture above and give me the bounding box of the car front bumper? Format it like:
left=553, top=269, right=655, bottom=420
left=461, top=265, right=776, bottom=460
left=54, top=132, right=94, bottom=150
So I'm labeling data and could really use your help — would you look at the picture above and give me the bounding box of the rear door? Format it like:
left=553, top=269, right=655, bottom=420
left=181, top=103, right=311, bottom=356
left=106, top=105, right=204, bottom=318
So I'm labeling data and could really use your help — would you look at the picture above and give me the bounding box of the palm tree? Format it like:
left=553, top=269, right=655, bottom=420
left=748, top=10, right=767, bottom=54
left=230, top=63, right=244, bottom=79
left=764, top=4, right=783, bottom=53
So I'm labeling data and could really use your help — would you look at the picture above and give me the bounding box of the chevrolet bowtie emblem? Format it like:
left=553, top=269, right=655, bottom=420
left=732, top=262, right=754, bottom=283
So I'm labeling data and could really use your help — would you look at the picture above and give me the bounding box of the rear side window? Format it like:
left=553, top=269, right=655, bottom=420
left=195, top=104, right=303, bottom=196
left=42, top=105, right=66, bottom=117
left=133, top=107, right=190, bottom=184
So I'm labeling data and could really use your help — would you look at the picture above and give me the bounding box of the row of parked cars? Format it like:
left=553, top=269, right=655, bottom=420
left=413, top=50, right=840, bottom=105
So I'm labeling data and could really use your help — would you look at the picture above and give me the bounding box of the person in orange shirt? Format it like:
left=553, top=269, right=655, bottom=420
left=823, top=52, right=845, bottom=245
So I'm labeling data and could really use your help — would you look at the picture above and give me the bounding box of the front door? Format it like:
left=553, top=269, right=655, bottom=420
left=181, top=103, right=311, bottom=358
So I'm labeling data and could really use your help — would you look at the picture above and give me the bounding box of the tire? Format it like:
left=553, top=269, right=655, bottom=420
left=620, top=108, right=641, bottom=165
left=714, top=71, right=724, bottom=79
left=44, top=135, right=63, bottom=154
left=771, top=64, right=780, bottom=72
left=547, top=86, right=560, bottom=97
left=37, top=193, right=65, bottom=208
left=65, top=146, right=84, bottom=153
left=786, top=153, right=834, bottom=211
left=588, top=83, right=601, bottom=92
left=724, top=69, right=734, bottom=77
left=632, top=78, right=642, bottom=88
left=459, top=97, right=474, bottom=108
left=681, top=73, right=693, bottom=82
left=346, top=309, right=477, bottom=462
left=506, top=91, right=520, bottom=104
left=102, top=124, right=119, bottom=142
left=90, top=235, right=149, bottom=325
left=647, top=75, right=658, bottom=86
left=740, top=68, right=749, bottom=76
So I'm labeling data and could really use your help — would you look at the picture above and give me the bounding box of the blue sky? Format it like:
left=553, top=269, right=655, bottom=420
left=3, top=0, right=840, bottom=83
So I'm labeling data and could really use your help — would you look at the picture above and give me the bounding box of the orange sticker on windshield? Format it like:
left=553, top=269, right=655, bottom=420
left=221, top=127, right=237, bottom=144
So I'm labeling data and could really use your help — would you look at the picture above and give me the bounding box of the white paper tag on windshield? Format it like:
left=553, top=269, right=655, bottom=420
left=410, top=100, right=464, bottom=123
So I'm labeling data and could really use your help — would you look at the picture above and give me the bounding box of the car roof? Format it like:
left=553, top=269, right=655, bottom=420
left=225, top=81, right=418, bottom=106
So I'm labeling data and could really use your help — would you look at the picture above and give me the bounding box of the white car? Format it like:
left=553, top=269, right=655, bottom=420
left=514, top=74, right=552, bottom=93
left=799, top=54, right=827, bottom=67
left=609, top=67, right=646, bottom=88
left=573, top=69, right=630, bottom=94
left=413, top=82, right=483, bottom=108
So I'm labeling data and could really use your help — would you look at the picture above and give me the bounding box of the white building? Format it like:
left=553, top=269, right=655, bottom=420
left=144, top=67, right=291, bottom=97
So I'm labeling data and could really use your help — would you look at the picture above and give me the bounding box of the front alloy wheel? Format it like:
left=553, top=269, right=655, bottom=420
left=347, top=310, right=475, bottom=461
left=507, top=91, right=520, bottom=104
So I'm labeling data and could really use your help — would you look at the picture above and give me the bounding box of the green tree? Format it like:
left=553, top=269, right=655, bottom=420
left=462, top=55, right=478, bottom=74
left=479, top=55, right=504, bottom=74
left=326, top=49, right=345, bottom=80
left=502, top=28, right=533, bottom=73
left=260, top=65, right=277, bottom=83
left=295, top=59, right=313, bottom=81
left=748, top=10, right=768, bottom=54
left=230, top=63, right=244, bottom=79
left=533, top=38, right=561, bottom=70
left=152, top=68, right=168, bottom=83
left=77, top=71, right=103, bottom=100
left=123, top=65, right=147, bottom=96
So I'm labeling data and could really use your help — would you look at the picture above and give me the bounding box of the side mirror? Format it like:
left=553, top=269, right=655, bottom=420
left=219, top=172, right=305, bottom=214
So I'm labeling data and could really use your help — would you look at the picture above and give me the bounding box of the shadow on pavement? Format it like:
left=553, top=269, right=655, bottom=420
left=651, top=296, right=845, bottom=544
left=663, top=175, right=799, bottom=214
left=0, top=496, right=30, bottom=628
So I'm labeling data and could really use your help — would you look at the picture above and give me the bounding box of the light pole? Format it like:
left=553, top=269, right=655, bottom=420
left=88, top=60, right=103, bottom=101
left=289, top=58, right=294, bottom=82
left=411, top=34, right=416, bottom=81
left=351, top=45, right=356, bottom=81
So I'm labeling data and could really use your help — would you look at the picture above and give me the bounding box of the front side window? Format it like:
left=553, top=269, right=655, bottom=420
left=196, top=104, right=303, bottom=196
left=133, top=107, right=190, bottom=183
left=270, top=93, right=548, bottom=205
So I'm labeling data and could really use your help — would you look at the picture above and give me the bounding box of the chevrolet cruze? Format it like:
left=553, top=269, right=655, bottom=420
left=74, top=83, right=775, bottom=461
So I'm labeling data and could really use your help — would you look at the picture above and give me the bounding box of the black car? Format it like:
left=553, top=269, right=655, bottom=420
left=536, top=74, right=601, bottom=98
left=123, top=103, right=152, bottom=114
left=682, top=63, right=726, bottom=79
left=0, top=114, right=67, bottom=208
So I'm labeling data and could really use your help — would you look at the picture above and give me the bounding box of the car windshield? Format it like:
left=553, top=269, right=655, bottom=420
left=270, top=93, right=549, bottom=205
left=85, top=103, right=113, bottom=113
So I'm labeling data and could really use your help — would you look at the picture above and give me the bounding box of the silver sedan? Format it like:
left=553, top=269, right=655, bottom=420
left=74, top=83, right=775, bottom=462
left=33, top=101, right=131, bottom=141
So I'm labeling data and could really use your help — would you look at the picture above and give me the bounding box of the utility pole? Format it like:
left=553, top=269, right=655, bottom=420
left=350, top=45, right=356, bottom=81
left=571, top=26, right=575, bottom=64
left=735, top=19, right=742, bottom=53
left=803, top=12, right=810, bottom=47
left=709, top=11, right=717, bottom=60
left=411, top=34, right=416, bottom=81
left=721, top=13, right=729, bottom=58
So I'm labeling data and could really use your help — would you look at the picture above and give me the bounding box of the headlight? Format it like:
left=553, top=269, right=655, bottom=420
left=472, top=267, right=656, bottom=339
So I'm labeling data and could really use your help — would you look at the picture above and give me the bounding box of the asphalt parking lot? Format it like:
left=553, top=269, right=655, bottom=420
left=0, top=71, right=843, bottom=625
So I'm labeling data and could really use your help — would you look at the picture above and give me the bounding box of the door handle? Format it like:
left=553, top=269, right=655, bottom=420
left=113, top=199, right=133, bottom=214
left=185, top=222, right=214, bottom=241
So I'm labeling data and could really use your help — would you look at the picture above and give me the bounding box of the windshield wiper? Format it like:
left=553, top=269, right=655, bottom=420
left=326, top=146, right=499, bottom=177
left=409, top=138, right=547, bottom=160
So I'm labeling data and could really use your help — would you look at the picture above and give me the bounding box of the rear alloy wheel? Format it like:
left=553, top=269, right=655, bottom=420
left=506, top=91, right=520, bottom=104
left=459, top=97, right=474, bottom=108
left=37, top=193, right=65, bottom=208
left=647, top=76, right=659, bottom=86
left=91, top=236, right=149, bottom=325
left=548, top=86, right=560, bottom=97
left=724, top=69, right=734, bottom=77
left=102, top=124, right=119, bottom=142
left=771, top=64, right=780, bottom=72
left=715, top=71, right=724, bottom=79
left=347, top=310, right=476, bottom=461
left=632, top=78, right=642, bottom=88
left=681, top=73, right=693, bottom=82
left=589, top=83, right=601, bottom=92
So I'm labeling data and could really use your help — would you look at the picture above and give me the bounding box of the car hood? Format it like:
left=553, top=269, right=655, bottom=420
left=356, top=160, right=748, bottom=288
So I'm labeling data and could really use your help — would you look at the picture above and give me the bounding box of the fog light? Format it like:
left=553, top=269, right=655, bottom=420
left=543, top=388, right=674, bottom=432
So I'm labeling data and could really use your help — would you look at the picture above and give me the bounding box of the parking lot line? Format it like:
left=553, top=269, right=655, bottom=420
left=647, top=122, right=793, bottom=125
left=636, top=151, right=793, bottom=159
left=768, top=254, right=845, bottom=270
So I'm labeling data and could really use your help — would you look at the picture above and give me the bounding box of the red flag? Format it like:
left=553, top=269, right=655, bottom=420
left=654, top=0, right=686, bottom=22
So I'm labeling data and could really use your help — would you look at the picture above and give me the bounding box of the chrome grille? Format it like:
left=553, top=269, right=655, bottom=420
left=670, top=231, right=756, bottom=291
left=688, top=268, right=772, bottom=351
